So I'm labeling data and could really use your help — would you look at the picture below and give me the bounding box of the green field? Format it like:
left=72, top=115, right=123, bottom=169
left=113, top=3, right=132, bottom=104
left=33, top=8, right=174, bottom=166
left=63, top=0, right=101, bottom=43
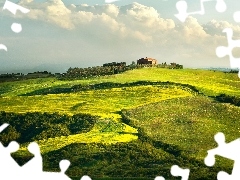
left=0, top=68, right=239, bottom=179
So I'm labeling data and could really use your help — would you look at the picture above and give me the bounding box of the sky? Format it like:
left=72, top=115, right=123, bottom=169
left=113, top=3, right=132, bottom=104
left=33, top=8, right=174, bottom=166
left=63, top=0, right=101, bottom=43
left=1, top=0, right=240, bottom=73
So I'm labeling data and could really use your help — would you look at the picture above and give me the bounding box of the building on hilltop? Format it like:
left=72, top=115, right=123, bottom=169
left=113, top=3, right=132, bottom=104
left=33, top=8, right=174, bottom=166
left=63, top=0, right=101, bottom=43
left=137, top=57, right=157, bottom=65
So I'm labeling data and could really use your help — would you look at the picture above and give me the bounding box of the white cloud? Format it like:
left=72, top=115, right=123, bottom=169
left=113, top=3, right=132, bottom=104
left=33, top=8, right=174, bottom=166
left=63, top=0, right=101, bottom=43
left=16, top=0, right=175, bottom=42
left=2, top=0, right=240, bottom=71
left=203, top=19, right=240, bottom=38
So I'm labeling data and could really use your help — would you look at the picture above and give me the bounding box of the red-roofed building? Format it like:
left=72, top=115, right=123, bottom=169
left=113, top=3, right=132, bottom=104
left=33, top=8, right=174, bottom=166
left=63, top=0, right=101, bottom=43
left=137, top=57, right=157, bottom=65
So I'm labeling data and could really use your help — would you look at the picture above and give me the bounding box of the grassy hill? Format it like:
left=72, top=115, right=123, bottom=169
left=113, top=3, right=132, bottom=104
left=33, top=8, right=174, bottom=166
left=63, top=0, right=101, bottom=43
left=121, top=96, right=240, bottom=163
left=0, top=67, right=239, bottom=179
left=1, top=68, right=240, bottom=97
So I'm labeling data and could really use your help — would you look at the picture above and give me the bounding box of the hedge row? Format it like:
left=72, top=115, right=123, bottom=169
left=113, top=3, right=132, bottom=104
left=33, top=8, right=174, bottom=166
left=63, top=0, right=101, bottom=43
left=0, top=111, right=97, bottom=145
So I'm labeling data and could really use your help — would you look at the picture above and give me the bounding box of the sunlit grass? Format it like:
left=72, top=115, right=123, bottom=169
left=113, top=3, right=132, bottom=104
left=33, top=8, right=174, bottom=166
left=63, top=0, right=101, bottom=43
left=0, top=86, right=192, bottom=117
left=1, top=68, right=240, bottom=97
left=18, top=131, right=138, bottom=155
left=123, top=96, right=240, bottom=161
left=1, top=68, right=239, bottom=179
left=0, top=84, right=192, bottom=147
left=1, top=68, right=239, bottom=156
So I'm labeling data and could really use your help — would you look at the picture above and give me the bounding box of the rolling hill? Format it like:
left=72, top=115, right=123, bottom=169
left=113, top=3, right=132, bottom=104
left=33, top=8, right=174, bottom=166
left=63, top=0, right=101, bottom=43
left=0, top=67, right=239, bottom=179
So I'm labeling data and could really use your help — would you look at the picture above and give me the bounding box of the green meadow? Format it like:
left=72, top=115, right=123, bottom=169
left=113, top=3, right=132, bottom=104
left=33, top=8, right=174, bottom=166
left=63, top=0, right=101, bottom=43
left=0, top=68, right=240, bottom=179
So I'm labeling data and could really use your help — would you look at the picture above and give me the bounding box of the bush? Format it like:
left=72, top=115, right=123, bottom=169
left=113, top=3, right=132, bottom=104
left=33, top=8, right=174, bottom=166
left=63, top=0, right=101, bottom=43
left=215, top=94, right=240, bottom=106
left=0, top=111, right=97, bottom=145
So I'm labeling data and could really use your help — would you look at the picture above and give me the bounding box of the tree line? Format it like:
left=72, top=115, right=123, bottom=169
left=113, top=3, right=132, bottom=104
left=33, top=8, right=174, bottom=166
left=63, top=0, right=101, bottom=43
left=0, top=111, right=97, bottom=146
left=0, top=61, right=183, bottom=82
left=59, top=62, right=183, bottom=80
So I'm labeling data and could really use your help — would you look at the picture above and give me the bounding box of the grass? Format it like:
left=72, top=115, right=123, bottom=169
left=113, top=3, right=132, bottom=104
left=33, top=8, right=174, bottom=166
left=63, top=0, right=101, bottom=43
left=18, top=132, right=138, bottom=155
left=0, top=68, right=239, bottom=151
left=0, top=85, right=192, bottom=115
left=1, top=67, right=240, bottom=179
left=0, top=68, right=240, bottom=97
left=0, top=82, right=193, bottom=153
left=122, top=95, right=240, bottom=161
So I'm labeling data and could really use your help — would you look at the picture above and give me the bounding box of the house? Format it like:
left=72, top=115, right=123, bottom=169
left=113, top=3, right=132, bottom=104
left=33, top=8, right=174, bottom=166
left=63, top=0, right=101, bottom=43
left=137, top=57, right=157, bottom=65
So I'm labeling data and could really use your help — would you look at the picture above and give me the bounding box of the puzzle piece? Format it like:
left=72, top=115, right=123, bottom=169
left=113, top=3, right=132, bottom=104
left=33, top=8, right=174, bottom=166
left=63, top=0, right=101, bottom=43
left=2, top=0, right=30, bottom=33
left=0, top=141, right=21, bottom=179
left=80, top=175, right=92, bottom=180
left=233, top=11, right=240, bottom=23
left=34, top=160, right=72, bottom=180
left=3, top=0, right=30, bottom=15
left=204, top=132, right=240, bottom=180
left=0, top=44, right=7, bottom=51
left=0, top=123, right=93, bottom=180
left=215, top=28, right=240, bottom=78
left=11, top=22, right=22, bottom=33
left=0, top=123, right=24, bottom=178
left=0, top=123, right=9, bottom=132
left=175, top=0, right=226, bottom=22
left=1, top=0, right=30, bottom=51
left=0, top=123, right=16, bottom=175
left=154, top=165, right=190, bottom=180
left=105, top=0, right=118, bottom=3
left=21, top=142, right=72, bottom=180
left=21, top=142, right=43, bottom=174
left=154, top=177, right=165, bottom=180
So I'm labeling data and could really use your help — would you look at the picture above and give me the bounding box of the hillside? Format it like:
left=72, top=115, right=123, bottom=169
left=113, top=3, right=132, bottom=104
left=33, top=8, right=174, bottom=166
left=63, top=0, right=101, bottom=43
left=1, top=68, right=239, bottom=97
left=0, top=68, right=239, bottom=179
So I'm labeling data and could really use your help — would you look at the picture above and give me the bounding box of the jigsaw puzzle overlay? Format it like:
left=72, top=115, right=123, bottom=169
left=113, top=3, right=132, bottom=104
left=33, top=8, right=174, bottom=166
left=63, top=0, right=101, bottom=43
left=105, top=0, right=118, bottom=3
left=175, top=0, right=240, bottom=77
left=1, top=0, right=240, bottom=179
left=0, top=121, right=190, bottom=180
left=175, top=0, right=226, bottom=23
left=155, top=165, right=190, bottom=180
left=0, top=0, right=30, bottom=51
left=215, top=28, right=240, bottom=78
left=0, top=123, right=83, bottom=180
left=205, top=132, right=240, bottom=180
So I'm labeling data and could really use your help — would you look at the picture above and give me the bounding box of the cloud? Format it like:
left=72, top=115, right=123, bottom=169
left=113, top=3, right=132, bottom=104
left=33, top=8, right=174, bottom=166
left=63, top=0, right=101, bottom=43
left=203, top=19, right=240, bottom=38
left=119, top=2, right=175, bottom=31
left=2, top=0, right=240, bottom=71
left=16, top=0, right=175, bottom=42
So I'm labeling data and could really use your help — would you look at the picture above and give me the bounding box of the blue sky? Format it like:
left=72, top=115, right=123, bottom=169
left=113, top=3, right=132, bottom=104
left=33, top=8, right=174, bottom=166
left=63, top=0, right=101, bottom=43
left=1, top=0, right=240, bottom=73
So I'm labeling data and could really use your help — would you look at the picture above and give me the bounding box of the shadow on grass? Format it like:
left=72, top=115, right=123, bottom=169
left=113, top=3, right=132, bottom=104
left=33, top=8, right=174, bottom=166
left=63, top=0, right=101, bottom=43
left=0, top=111, right=97, bottom=145
left=19, top=81, right=201, bottom=96
left=211, top=94, right=240, bottom=107
left=37, top=141, right=231, bottom=180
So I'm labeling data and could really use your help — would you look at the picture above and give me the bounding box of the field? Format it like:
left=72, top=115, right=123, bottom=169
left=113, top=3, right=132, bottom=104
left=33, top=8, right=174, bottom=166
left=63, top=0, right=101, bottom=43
left=0, top=67, right=240, bottom=179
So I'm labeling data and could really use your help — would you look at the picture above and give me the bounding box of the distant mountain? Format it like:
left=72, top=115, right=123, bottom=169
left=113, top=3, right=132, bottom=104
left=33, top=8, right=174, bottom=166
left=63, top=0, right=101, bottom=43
left=199, top=67, right=239, bottom=72
left=0, top=64, right=69, bottom=75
